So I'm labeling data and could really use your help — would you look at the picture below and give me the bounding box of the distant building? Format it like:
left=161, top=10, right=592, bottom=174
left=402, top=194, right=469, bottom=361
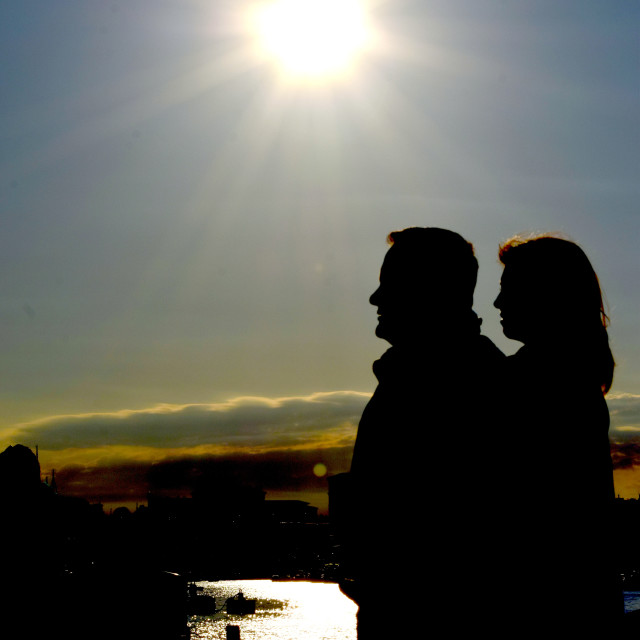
left=0, top=444, right=42, bottom=499
left=147, top=493, right=194, bottom=521
left=264, top=500, right=318, bottom=523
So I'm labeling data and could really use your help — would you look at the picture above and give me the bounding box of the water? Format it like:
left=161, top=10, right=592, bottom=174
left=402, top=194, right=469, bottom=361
left=187, top=579, right=640, bottom=639
left=188, top=580, right=357, bottom=640
left=625, top=591, right=640, bottom=614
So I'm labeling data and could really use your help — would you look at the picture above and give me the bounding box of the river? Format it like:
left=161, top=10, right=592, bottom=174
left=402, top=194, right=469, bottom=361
left=186, top=579, right=640, bottom=639
left=188, top=579, right=356, bottom=639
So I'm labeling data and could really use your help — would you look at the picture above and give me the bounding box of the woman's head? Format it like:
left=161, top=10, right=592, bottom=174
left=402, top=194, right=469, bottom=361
left=494, top=234, right=614, bottom=392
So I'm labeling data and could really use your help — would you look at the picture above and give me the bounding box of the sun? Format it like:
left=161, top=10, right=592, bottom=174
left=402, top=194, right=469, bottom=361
left=253, top=0, right=371, bottom=79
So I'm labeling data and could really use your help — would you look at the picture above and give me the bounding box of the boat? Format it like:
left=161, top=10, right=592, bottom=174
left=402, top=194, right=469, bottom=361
left=186, top=583, right=218, bottom=616
left=225, top=591, right=256, bottom=615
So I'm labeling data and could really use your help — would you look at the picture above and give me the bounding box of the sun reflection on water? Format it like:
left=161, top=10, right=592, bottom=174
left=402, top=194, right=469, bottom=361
left=189, top=579, right=357, bottom=640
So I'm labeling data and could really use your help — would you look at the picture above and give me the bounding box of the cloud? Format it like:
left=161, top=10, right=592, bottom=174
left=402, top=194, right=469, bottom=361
left=606, top=394, right=640, bottom=472
left=9, top=389, right=640, bottom=506
left=611, top=442, right=640, bottom=471
left=10, top=391, right=370, bottom=452
left=52, top=462, right=152, bottom=503
left=4, top=391, right=369, bottom=508
left=608, top=393, right=640, bottom=433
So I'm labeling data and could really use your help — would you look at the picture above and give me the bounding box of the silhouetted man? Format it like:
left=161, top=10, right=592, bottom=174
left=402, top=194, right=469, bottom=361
left=339, top=228, right=505, bottom=637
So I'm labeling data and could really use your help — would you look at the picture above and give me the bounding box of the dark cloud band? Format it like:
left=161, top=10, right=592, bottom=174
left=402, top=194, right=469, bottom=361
left=12, top=391, right=370, bottom=451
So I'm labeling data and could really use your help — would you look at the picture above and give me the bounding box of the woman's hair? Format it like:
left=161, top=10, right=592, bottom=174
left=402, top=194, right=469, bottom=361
left=498, top=233, right=614, bottom=393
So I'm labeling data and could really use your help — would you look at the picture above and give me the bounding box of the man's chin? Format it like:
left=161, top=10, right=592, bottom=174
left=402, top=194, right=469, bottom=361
left=374, top=323, right=394, bottom=344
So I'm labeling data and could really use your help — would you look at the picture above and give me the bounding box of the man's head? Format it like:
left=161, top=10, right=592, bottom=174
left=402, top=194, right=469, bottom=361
left=369, top=227, right=478, bottom=345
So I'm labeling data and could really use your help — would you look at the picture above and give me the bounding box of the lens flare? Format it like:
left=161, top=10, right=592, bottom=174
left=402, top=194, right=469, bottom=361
left=313, top=462, right=327, bottom=477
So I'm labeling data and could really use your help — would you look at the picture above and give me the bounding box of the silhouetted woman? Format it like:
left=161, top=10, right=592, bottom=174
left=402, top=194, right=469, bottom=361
left=494, top=235, right=623, bottom=635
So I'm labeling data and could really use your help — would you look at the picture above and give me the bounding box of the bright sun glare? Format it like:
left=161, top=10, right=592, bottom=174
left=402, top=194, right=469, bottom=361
left=254, top=0, right=370, bottom=78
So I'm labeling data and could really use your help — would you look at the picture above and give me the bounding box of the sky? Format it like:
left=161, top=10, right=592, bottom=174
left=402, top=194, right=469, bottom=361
left=1, top=0, right=638, bottom=513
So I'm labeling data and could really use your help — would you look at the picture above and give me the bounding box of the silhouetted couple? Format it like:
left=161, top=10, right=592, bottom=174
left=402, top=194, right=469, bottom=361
left=340, top=227, right=623, bottom=637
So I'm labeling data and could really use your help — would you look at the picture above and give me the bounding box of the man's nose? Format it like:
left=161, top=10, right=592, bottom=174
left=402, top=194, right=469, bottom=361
left=369, top=287, right=381, bottom=306
left=493, top=291, right=502, bottom=309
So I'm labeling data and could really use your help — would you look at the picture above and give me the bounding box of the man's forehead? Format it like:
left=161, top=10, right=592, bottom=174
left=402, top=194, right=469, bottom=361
left=380, top=247, right=432, bottom=277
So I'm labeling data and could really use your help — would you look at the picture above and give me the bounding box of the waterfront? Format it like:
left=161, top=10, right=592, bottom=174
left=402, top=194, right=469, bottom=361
left=188, top=580, right=357, bottom=639
left=185, top=579, right=640, bottom=639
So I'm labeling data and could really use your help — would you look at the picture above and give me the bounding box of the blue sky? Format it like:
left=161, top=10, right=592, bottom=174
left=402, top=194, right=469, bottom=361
left=1, top=0, right=638, bottom=510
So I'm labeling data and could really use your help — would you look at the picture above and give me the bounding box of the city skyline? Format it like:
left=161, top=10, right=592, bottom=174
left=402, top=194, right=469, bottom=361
left=1, top=1, right=638, bottom=512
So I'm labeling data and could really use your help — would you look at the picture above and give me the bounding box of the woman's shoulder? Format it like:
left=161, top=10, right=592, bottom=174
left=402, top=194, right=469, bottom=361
left=506, top=343, right=607, bottom=406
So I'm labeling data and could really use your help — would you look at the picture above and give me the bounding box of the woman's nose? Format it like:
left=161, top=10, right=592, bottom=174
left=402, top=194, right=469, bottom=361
left=370, top=287, right=381, bottom=306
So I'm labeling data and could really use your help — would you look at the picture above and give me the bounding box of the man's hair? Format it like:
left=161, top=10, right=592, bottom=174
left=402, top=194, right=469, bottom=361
left=386, top=227, right=478, bottom=307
